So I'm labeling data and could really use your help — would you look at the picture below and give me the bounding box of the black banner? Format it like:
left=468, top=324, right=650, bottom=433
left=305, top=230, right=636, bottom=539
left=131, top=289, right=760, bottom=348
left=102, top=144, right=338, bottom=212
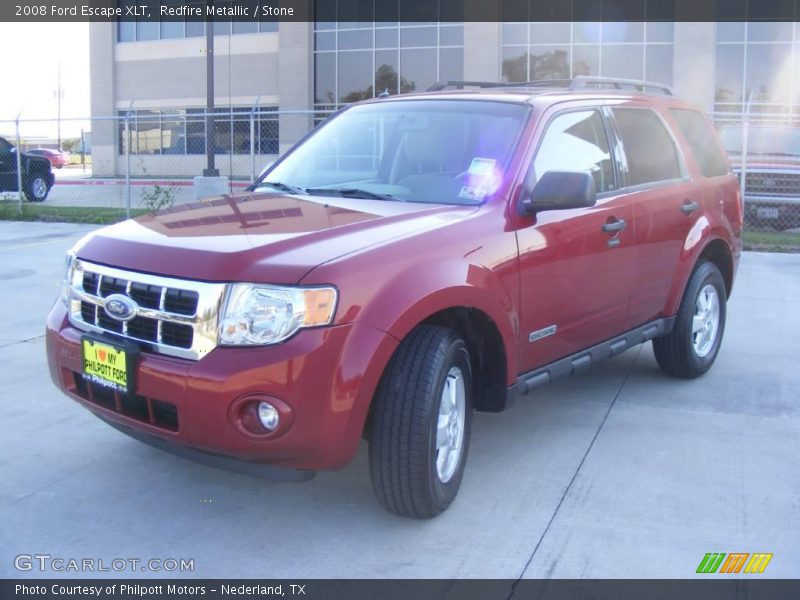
left=2, top=0, right=800, bottom=23
left=4, top=580, right=800, bottom=600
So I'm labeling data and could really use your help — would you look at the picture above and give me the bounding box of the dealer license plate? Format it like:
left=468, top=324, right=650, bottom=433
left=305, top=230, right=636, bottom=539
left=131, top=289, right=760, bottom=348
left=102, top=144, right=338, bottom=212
left=82, top=337, right=130, bottom=393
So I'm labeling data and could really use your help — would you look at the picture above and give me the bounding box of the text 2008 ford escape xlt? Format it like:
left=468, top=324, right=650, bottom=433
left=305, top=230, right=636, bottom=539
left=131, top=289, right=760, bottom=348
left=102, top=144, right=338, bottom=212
left=46, top=77, right=742, bottom=518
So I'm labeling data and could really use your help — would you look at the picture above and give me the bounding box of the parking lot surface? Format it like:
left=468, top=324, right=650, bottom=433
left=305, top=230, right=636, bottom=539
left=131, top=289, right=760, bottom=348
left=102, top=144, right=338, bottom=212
left=1, top=222, right=798, bottom=579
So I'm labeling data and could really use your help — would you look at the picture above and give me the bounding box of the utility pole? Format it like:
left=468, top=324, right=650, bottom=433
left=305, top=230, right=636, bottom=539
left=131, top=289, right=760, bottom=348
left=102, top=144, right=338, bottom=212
left=203, top=3, right=219, bottom=177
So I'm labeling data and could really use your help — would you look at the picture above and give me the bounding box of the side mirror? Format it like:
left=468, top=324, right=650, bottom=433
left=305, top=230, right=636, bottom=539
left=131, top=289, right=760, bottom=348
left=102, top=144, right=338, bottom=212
left=520, top=171, right=597, bottom=216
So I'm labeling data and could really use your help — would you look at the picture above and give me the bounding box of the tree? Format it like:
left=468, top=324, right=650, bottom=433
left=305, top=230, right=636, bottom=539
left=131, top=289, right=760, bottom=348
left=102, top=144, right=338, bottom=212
left=62, top=138, right=80, bottom=153
left=341, top=64, right=416, bottom=104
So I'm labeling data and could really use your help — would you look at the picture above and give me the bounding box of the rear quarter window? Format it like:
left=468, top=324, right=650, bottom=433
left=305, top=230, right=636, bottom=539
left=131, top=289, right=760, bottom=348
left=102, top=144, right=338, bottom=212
left=612, top=108, right=684, bottom=187
left=670, top=109, right=729, bottom=177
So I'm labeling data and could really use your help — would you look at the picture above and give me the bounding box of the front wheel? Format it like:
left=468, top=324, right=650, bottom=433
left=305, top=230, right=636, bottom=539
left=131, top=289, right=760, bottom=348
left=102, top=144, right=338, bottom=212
left=24, top=174, right=50, bottom=202
left=368, top=325, right=473, bottom=518
left=653, top=261, right=727, bottom=379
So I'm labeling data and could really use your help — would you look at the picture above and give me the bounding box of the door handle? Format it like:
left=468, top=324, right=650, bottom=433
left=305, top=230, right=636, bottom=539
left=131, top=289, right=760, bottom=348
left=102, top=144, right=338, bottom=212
left=681, top=200, right=700, bottom=214
left=602, top=218, right=627, bottom=234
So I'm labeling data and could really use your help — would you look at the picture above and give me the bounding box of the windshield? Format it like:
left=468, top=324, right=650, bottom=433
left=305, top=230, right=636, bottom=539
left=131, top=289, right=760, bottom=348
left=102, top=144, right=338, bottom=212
left=258, top=100, right=529, bottom=205
left=720, top=126, right=800, bottom=157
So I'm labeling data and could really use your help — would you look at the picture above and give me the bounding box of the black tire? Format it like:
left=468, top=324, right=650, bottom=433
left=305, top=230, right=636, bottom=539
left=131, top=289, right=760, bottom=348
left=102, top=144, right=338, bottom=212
left=24, top=173, right=50, bottom=202
left=368, top=325, right=473, bottom=518
left=653, top=261, right=727, bottom=379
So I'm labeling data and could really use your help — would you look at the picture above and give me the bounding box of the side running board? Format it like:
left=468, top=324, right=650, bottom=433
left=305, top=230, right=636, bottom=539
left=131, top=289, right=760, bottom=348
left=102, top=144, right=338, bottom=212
left=513, top=317, right=675, bottom=398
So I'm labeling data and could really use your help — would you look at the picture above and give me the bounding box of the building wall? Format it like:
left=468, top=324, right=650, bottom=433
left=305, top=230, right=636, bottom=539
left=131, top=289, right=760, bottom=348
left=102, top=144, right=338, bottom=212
left=673, top=23, right=716, bottom=110
left=91, top=20, right=794, bottom=178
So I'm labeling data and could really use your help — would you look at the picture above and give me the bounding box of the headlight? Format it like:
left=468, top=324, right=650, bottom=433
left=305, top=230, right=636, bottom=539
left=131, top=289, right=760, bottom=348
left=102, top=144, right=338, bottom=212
left=61, top=249, right=76, bottom=305
left=219, top=284, right=338, bottom=346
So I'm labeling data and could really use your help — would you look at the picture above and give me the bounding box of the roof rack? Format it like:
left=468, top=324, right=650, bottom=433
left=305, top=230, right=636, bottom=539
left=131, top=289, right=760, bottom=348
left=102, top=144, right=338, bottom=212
left=426, top=76, right=674, bottom=96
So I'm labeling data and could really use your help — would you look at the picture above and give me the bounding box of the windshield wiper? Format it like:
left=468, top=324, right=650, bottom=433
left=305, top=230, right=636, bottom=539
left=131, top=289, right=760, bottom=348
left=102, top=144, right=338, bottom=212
left=305, top=187, right=399, bottom=201
left=256, top=181, right=305, bottom=195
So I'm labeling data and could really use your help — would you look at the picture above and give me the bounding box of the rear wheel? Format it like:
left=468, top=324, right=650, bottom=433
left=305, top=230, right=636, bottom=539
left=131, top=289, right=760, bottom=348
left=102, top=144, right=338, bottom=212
left=368, top=325, right=473, bottom=518
left=24, top=174, right=50, bottom=202
left=653, top=261, right=727, bottom=379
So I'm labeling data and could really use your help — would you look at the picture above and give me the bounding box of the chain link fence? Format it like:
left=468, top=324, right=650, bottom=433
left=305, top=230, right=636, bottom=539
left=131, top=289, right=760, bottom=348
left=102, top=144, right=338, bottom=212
left=1, top=107, right=798, bottom=251
left=0, top=107, right=335, bottom=221
left=711, top=110, right=800, bottom=252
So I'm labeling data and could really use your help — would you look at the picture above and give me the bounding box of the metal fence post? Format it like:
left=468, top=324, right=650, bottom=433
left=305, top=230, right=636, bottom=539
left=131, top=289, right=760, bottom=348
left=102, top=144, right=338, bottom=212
left=251, top=96, right=261, bottom=184
left=15, top=114, right=24, bottom=213
left=739, top=91, right=754, bottom=212
left=124, top=111, right=131, bottom=219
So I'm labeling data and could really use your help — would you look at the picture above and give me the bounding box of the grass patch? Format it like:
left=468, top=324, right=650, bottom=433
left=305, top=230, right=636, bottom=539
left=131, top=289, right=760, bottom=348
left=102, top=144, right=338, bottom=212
left=743, top=230, right=800, bottom=253
left=0, top=202, right=146, bottom=224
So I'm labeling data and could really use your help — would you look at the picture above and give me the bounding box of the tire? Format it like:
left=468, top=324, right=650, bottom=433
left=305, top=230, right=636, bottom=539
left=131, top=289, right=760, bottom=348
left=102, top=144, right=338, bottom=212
left=24, top=173, right=50, bottom=202
left=368, top=325, right=473, bottom=518
left=653, top=261, right=727, bottom=379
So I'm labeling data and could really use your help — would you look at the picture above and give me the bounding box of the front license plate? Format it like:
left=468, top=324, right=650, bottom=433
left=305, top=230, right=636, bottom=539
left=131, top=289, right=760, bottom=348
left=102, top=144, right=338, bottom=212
left=82, top=338, right=131, bottom=393
left=757, top=207, right=780, bottom=219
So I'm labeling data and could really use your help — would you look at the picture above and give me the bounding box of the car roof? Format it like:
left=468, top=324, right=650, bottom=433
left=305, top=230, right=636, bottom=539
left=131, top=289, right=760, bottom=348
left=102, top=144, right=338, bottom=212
left=357, top=77, right=701, bottom=112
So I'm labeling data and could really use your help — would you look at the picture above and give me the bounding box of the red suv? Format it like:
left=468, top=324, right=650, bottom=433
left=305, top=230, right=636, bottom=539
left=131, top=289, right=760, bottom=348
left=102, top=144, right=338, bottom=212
left=46, top=77, right=742, bottom=518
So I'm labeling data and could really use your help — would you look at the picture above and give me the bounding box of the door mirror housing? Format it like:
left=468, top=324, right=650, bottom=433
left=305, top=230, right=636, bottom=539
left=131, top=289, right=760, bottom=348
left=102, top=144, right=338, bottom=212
left=520, top=171, right=597, bottom=215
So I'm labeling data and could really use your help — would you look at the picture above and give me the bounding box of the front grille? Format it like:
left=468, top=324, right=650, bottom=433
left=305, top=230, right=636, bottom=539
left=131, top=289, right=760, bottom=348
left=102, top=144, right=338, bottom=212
left=72, top=372, right=179, bottom=431
left=737, top=170, right=800, bottom=197
left=68, top=259, right=227, bottom=360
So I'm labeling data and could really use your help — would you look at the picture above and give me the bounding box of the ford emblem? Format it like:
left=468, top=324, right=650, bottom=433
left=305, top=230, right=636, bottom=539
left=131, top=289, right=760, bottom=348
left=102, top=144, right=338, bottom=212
left=762, top=178, right=777, bottom=188
left=103, top=294, right=138, bottom=321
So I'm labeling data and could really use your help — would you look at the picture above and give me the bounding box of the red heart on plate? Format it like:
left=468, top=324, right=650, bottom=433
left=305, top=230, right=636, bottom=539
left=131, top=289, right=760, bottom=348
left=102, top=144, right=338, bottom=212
left=97, top=349, right=107, bottom=362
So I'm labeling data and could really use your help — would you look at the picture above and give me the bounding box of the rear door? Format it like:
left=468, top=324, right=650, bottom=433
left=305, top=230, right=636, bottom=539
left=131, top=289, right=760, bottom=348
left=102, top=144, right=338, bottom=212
left=607, top=105, right=703, bottom=328
left=515, top=105, right=636, bottom=372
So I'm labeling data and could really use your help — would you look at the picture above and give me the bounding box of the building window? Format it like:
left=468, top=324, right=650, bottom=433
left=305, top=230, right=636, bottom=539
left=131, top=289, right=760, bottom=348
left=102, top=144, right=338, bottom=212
left=714, top=22, right=800, bottom=117
left=501, top=21, right=674, bottom=86
left=313, top=1, right=464, bottom=112
left=116, top=0, right=278, bottom=43
left=118, top=107, right=279, bottom=155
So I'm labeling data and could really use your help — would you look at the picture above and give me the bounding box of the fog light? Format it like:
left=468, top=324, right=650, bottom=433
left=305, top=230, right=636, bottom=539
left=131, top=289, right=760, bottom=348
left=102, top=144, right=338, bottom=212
left=257, top=401, right=280, bottom=431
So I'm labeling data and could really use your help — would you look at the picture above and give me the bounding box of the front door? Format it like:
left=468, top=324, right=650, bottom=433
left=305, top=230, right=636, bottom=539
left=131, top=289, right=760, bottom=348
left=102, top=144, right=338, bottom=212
left=515, top=107, right=635, bottom=372
left=0, top=138, right=18, bottom=192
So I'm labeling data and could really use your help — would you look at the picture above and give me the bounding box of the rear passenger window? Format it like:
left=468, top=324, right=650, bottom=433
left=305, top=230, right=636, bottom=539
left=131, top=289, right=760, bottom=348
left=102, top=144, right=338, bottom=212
left=670, top=109, right=729, bottom=177
left=612, top=108, right=683, bottom=186
left=534, top=110, right=616, bottom=193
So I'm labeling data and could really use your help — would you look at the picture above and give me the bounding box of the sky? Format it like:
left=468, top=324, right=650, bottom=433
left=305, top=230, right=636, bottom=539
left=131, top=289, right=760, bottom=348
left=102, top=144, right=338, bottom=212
left=0, top=23, right=90, bottom=140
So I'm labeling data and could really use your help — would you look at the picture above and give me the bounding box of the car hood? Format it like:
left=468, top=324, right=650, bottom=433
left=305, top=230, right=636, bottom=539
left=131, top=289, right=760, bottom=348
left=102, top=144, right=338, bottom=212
left=74, top=192, right=478, bottom=284
left=21, top=152, right=51, bottom=168
left=730, top=157, right=800, bottom=170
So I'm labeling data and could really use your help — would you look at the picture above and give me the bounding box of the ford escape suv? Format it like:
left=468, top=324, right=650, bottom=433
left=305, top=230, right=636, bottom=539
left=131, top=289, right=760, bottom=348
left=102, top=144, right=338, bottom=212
left=47, top=77, right=742, bottom=518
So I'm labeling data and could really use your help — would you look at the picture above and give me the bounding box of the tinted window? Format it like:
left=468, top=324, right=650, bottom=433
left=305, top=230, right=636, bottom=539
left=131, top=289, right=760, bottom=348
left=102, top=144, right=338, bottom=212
left=0, top=138, right=13, bottom=153
left=670, top=109, right=728, bottom=177
left=612, top=108, right=682, bottom=186
left=534, top=110, right=616, bottom=193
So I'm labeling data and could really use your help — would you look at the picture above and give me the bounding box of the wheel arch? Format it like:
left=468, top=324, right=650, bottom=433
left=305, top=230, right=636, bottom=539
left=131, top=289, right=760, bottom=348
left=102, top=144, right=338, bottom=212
left=419, top=306, right=511, bottom=413
left=665, top=235, right=734, bottom=316
left=697, top=238, right=734, bottom=298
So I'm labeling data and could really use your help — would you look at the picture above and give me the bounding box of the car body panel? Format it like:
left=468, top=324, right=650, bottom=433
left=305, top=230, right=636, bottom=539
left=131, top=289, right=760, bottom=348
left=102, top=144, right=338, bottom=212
left=74, top=193, right=480, bottom=284
left=46, top=86, right=743, bottom=474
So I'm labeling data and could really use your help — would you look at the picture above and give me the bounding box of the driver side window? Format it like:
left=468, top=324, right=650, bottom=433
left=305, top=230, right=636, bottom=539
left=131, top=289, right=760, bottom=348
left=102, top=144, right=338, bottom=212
left=0, top=139, right=12, bottom=154
left=533, top=110, right=617, bottom=193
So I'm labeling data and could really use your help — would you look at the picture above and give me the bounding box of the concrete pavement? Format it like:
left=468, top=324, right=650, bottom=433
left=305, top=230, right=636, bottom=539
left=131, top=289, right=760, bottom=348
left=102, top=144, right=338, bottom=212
left=0, top=222, right=797, bottom=579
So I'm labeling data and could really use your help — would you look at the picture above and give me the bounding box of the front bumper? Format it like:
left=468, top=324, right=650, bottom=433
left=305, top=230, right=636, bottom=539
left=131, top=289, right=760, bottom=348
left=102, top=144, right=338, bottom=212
left=46, top=301, right=398, bottom=473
